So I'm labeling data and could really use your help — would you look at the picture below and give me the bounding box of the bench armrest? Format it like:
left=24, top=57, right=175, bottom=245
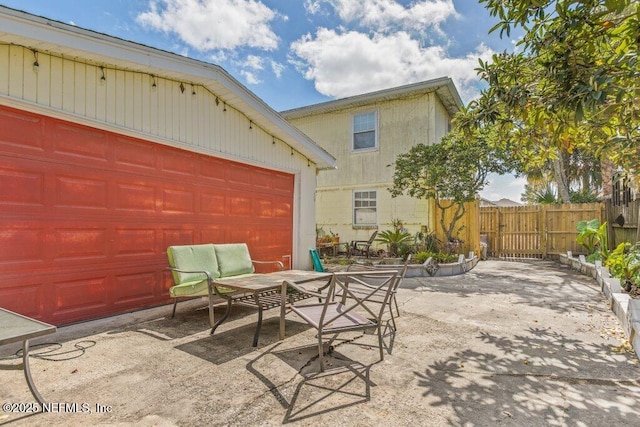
left=252, top=260, right=285, bottom=271
left=167, top=267, right=228, bottom=298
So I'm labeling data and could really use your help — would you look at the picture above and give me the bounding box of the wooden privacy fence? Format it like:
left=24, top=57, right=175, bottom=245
left=606, top=198, right=640, bottom=249
left=479, top=203, right=605, bottom=259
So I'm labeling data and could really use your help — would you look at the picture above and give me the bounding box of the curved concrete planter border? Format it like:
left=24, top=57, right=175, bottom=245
left=378, top=253, right=479, bottom=278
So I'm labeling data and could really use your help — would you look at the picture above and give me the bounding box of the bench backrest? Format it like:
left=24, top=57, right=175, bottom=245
left=167, top=244, right=219, bottom=285
left=167, top=243, right=254, bottom=285
left=213, top=243, right=255, bottom=276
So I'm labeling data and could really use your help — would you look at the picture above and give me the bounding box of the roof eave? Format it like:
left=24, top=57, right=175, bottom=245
left=0, top=6, right=336, bottom=169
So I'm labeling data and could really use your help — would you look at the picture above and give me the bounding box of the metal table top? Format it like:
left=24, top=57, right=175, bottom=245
left=0, top=308, right=57, bottom=346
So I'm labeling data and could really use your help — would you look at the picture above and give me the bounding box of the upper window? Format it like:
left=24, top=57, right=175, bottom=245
left=352, top=111, right=377, bottom=151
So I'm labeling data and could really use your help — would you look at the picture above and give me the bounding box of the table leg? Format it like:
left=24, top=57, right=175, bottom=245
left=279, top=281, right=287, bottom=340
left=22, top=339, right=46, bottom=405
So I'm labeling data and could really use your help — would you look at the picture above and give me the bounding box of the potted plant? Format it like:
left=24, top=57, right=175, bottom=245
left=375, top=229, right=412, bottom=257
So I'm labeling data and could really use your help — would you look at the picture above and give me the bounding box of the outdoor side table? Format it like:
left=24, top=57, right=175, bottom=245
left=0, top=308, right=56, bottom=405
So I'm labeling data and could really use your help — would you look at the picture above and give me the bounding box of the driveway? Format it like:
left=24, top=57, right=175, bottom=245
left=1, top=260, right=638, bottom=426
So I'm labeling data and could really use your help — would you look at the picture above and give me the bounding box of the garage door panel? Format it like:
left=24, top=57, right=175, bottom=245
left=0, top=163, right=46, bottom=208
left=251, top=169, right=275, bottom=191
left=53, top=227, right=109, bottom=262
left=113, top=135, right=157, bottom=171
left=274, top=200, right=293, bottom=218
left=161, top=188, right=196, bottom=214
left=198, top=156, right=227, bottom=183
left=51, top=275, right=109, bottom=322
left=162, top=229, right=196, bottom=248
left=55, top=174, right=108, bottom=210
left=160, top=149, right=195, bottom=176
left=0, top=282, right=43, bottom=318
left=229, top=194, right=252, bottom=216
left=0, top=107, right=46, bottom=154
left=114, top=181, right=157, bottom=212
left=113, top=228, right=157, bottom=258
left=198, top=226, right=225, bottom=243
left=0, top=222, right=46, bottom=265
left=199, top=190, right=226, bottom=215
left=52, top=121, right=109, bottom=163
left=113, top=270, right=159, bottom=306
left=227, top=163, right=252, bottom=187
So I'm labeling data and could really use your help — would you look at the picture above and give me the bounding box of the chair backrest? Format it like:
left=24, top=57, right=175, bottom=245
left=324, top=270, right=399, bottom=327
left=367, top=230, right=378, bottom=244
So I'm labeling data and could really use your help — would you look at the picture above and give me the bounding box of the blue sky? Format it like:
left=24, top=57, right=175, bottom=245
left=0, top=0, right=526, bottom=201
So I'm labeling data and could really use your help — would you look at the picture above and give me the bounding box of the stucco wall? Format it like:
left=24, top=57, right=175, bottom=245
left=288, top=91, right=451, bottom=246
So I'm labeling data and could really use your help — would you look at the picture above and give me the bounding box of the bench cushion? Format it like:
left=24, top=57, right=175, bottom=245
left=167, top=244, right=220, bottom=284
left=214, top=243, right=255, bottom=277
left=169, top=278, right=235, bottom=298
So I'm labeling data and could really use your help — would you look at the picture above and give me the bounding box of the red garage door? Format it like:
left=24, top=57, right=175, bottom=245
left=0, top=105, right=294, bottom=325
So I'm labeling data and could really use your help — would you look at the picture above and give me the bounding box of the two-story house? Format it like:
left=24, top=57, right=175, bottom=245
left=281, top=78, right=463, bottom=252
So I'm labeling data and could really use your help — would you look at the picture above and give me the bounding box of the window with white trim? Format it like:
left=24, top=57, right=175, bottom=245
left=352, top=111, right=377, bottom=151
left=353, top=190, right=377, bottom=226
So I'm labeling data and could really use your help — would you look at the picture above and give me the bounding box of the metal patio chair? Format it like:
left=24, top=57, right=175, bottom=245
left=286, top=269, right=398, bottom=372
left=349, top=230, right=378, bottom=258
left=343, top=254, right=412, bottom=332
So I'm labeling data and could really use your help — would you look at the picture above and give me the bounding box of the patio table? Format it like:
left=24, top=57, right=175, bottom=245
left=213, top=270, right=332, bottom=344
left=0, top=308, right=57, bottom=405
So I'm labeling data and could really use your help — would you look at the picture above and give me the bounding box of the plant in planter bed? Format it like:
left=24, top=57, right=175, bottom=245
left=606, top=242, right=640, bottom=297
left=576, top=219, right=609, bottom=262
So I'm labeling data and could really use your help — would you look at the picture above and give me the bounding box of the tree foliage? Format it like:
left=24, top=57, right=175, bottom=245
left=389, top=127, right=519, bottom=242
left=461, top=0, right=640, bottom=190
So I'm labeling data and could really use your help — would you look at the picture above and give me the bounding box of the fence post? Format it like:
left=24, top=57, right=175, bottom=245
left=540, top=206, right=548, bottom=259
left=495, top=208, right=501, bottom=258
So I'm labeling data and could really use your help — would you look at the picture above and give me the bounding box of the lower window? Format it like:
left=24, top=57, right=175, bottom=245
left=353, top=190, right=377, bottom=226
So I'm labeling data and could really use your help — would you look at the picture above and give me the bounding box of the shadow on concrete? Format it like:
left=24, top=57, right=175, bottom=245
left=415, top=326, right=639, bottom=425
left=246, top=341, right=378, bottom=424
left=175, top=317, right=312, bottom=365
left=406, top=260, right=605, bottom=316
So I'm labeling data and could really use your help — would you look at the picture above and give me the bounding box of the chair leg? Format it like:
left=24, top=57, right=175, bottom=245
left=377, top=326, right=385, bottom=361
left=393, top=295, right=400, bottom=317
left=171, top=298, right=178, bottom=318
left=210, top=298, right=232, bottom=335
left=389, top=306, right=397, bottom=332
left=317, top=332, right=324, bottom=372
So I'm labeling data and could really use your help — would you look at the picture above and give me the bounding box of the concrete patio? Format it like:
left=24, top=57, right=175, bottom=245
left=1, top=260, right=639, bottom=426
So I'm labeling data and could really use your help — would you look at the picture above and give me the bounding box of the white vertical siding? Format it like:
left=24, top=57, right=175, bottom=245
left=0, top=45, right=318, bottom=269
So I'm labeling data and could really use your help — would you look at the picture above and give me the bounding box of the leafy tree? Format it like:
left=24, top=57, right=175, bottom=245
left=473, top=0, right=640, bottom=181
left=388, top=126, right=519, bottom=243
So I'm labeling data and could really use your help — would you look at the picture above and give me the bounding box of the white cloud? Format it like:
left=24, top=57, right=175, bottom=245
left=270, top=60, right=286, bottom=78
left=136, top=0, right=279, bottom=51
left=290, top=28, right=493, bottom=101
left=241, top=70, right=262, bottom=85
left=243, top=55, right=265, bottom=70
left=306, top=0, right=458, bottom=33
